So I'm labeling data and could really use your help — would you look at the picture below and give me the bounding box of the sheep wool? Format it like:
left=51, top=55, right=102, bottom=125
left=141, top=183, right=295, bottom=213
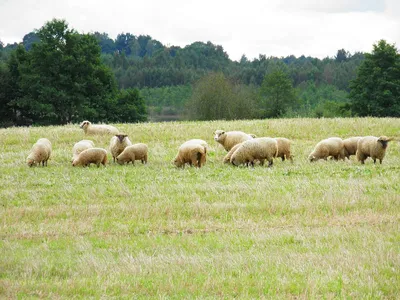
left=110, top=134, right=133, bottom=162
left=223, top=142, right=243, bottom=164
left=308, top=137, right=345, bottom=162
left=274, top=137, right=293, bottom=162
left=72, top=140, right=95, bottom=161
left=343, top=137, right=362, bottom=159
left=116, top=143, right=148, bottom=165
left=27, top=138, right=52, bottom=167
left=356, top=136, right=393, bottom=164
left=79, top=120, right=119, bottom=135
left=230, top=137, right=278, bottom=167
left=72, top=148, right=108, bottom=167
left=174, top=139, right=208, bottom=168
left=214, top=130, right=254, bottom=151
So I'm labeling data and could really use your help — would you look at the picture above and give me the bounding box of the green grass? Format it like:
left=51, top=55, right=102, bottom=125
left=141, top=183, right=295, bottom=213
left=1, top=117, right=399, bottom=298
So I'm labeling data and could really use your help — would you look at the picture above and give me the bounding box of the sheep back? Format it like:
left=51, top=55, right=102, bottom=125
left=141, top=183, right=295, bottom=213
left=308, top=137, right=345, bottom=162
left=72, top=148, right=108, bottom=167
left=230, top=137, right=278, bottom=167
left=116, top=143, right=148, bottom=165
left=214, top=130, right=253, bottom=151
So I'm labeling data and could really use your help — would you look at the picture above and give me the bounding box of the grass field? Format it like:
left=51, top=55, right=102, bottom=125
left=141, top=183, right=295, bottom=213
left=1, top=117, right=399, bottom=298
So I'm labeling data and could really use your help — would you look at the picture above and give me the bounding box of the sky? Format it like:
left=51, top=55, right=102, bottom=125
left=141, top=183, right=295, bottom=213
left=0, top=0, right=399, bottom=61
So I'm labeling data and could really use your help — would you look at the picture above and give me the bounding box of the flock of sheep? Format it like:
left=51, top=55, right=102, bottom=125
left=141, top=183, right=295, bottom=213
left=26, top=120, right=394, bottom=168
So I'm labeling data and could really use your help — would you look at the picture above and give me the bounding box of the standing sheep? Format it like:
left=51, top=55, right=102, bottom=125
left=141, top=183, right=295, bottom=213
left=26, top=138, right=52, bottom=167
left=342, top=137, right=362, bottom=159
left=308, top=137, right=345, bottom=162
left=116, top=143, right=148, bottom=165
left=214, top=130, right=254, bottom=151
left=230, top=137, right=278, bottom=167
left=110, top=134, right=132, bottom=162
left=174, top=139, right=208, bottom=168
left=72, top=140, right=95, bottom=161
left=79, top=120, right=119, bottom=135
left=72, top=148, right=108, bottom=167
left=274, top=137, right=293, bottom=162
left=356, top=136, right=393, bottom=164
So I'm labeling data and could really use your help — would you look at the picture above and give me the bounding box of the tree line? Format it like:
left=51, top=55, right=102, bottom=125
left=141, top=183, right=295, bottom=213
left=0, top=19, right=399, bottom=126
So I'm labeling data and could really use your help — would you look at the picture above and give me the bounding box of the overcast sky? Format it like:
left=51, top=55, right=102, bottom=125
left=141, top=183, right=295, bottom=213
left=0, top=0, right=399, bottom=61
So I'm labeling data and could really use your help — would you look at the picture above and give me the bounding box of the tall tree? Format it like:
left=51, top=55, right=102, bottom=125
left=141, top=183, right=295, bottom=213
left=349, top=40, right=400, bottom=117
left=260, top=69, right=297, bottom=118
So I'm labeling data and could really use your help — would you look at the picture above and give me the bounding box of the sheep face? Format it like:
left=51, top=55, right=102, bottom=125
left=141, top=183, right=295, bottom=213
left=308, top=155, right=317, bottom=162
left=214, top=130, right=225, bottom=142
left=378, top=136, right=392, bottom=149
left=173, top=158, right=183, bottom=168
left=79, top=121, right=90, bottom=129
left=116, top=134, right=128, bottom=143
left=27, top=158, right=35, bottom=167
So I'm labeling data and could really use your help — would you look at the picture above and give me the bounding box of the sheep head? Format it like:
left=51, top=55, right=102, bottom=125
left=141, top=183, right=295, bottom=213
left=378, top=136, right=392, bottom=149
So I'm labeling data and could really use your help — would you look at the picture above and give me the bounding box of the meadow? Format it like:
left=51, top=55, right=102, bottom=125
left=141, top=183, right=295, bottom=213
left=1, top=117, right=399, bottom=298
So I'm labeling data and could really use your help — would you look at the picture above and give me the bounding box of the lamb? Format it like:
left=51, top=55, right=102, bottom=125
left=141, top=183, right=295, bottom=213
left=230, top=137, right=278, bottom=167
left=72, top=140, right=95, bottom=161
left=214, top=130, right=254, bottom=151
left=343, top=137, right=362, bottom=159
left=110, top=134, right=132, bottom=162
left=274, top=137, right=293, bottom=162
left=174, top=139, right=208, bottom=168
left=356, top=136, right=393, bottom=164
left=79, top=120, right=119, bottom=135
left=308, top=137, right=345, bottom=162
left=26, top=138, right=52, bottom=167
left=116, top=143, right=148, bottom=165
left=72, top=148, right=108, bottom=167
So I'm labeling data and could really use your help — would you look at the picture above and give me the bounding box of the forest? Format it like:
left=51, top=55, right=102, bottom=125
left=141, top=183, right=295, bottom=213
left=0, top=19, right=399, bottom=126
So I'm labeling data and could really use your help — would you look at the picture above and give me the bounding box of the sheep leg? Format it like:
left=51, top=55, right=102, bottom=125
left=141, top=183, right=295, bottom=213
left=259, top=159, right=265, bottom=166
left=268, top=159, right=273, bottom=167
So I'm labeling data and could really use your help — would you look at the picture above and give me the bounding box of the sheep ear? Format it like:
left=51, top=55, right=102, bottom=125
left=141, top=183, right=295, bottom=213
left=221, top=131, right=225, bottom=135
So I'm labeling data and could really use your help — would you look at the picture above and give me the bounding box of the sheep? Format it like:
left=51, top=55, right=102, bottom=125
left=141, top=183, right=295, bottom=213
left=223, top=142, right=244, bottom=164
left=356, top=136, right=393, bottom=164
left=214, top=130, right=254, bottom=151
left=274, top=137, right=293, bottom=162
left=110, top=134, right=132, bottom=163
left=72, top=148, right=108, bottom=167
left=174, top=139, right=208, bottom=168
left=79, top=120, right=119, bottom=135
left=26, top=138, right=52, bottom=167
left=230, top=137, right=278, bottom=167
left=308, top=137, right=345, bottom=162
left=343, top=137, right=362, bottom=159
left=116, top=143, right=148, bottom=165
left=72, top=140, right=95, bottom=161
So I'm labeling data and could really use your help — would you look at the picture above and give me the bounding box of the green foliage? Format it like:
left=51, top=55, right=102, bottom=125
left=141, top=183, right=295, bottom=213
left=260, top=69, right=298, bottom=118
left=187, top=73, right=260, bottom=120
left=111, top=88, right=148, bottom=122
left=349, top=40, right=400, bottom=117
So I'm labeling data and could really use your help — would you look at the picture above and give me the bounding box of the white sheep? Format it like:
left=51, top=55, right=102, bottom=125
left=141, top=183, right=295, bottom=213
left=356, top=136, right=393, bottom=164
left=174, top=139, right=208, bottom=168
left=116, top=143, right=148, bottom=165
left=230, top=137, right=278, bottom=167
left=214, top=130, right=254, bottom=151
left=79, top=120, right=119, bottom=135
left=343, top=137, right=362, bottom=159
left=308, top=137, right=345, bottom=162
left=72, top=148, right=108, bottom=167
left=274, top=137, right=293, bottom=162
left=72, top=140, right=95, bottom=161
left=110, top=134, right=132, bottom=162
left=26, top=138, right=52, bottom=167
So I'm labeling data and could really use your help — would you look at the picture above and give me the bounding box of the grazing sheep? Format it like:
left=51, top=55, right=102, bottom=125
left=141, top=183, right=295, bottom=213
left=214, top=130, right=254, bottom=151
left=230, top=137, right=278, bottom=167
left=72, top=148, right=108, bottom=167
left=274, top=137, right=293, bottom=162
left=110, top=134, right=132, bottom=162
left=116, top=143, right=148, bottom=165
left=26, top=138, right=52, bottom=167
left=79, top=120, right=119, bottom=135
left=342, top=137, right=362, bottom=159
left=223, top=142, right=244, bottom=164
left=308, top=137, right=345, bottom=162
left=72, top=140, right=95, bottom=161
left=356, top=136, right=393, bottom=164
left=174, top=139, right=208, bottom=168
